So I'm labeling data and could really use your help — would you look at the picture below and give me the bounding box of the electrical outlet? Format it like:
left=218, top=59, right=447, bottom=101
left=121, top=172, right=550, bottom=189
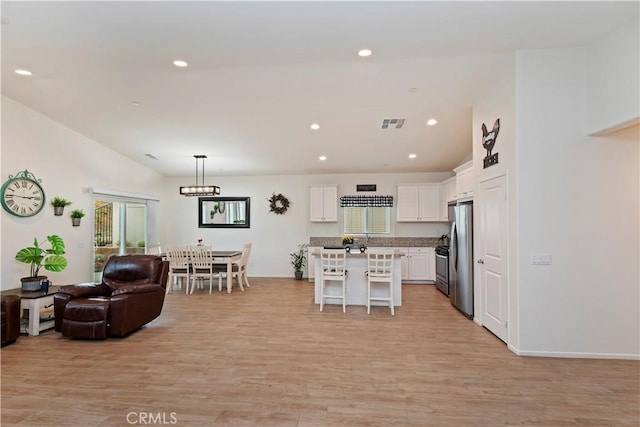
left=531, top=254, right=552, bottom=265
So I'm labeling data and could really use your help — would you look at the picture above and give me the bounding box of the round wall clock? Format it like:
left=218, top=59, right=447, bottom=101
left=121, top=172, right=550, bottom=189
left=1, top=170, right=46, bottom=217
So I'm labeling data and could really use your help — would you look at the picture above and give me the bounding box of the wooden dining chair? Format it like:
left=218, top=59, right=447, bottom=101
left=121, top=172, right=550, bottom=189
left=146, top=243, right=162, bottom=255
left=165, top=245, right=190, bottom=294
left=189, top=246, right=218, bottom=294
left=213, top=243, right=252, bottom=292
left=235, top=243, right=252, bottom=289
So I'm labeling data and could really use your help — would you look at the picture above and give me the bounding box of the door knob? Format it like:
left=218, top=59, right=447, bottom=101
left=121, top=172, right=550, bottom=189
left=477, top=259, right=484, bottom=264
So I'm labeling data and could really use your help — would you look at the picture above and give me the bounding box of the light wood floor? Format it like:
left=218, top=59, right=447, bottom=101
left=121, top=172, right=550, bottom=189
left=1, top=279, right=638, bottom=426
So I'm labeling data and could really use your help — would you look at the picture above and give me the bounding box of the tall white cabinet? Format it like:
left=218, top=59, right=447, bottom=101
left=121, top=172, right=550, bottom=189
left=396, top=184, right=440, bottom=222
left=309, top=186, right=338, bottom=222
left=454, top=161, right=474, bottom=200
left=439, top=177, right=457, bottom=221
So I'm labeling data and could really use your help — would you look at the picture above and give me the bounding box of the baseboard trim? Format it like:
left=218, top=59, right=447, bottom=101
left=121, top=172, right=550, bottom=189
left=510, top=348, right=640, bottom=360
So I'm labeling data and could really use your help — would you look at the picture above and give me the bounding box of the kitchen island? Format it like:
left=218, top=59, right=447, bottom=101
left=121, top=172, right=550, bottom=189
left=311, top=250, right=403, bottom=308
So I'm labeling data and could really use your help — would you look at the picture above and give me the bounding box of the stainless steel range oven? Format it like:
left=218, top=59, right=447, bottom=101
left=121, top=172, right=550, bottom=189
left=435, top=245, right=449, bottom=296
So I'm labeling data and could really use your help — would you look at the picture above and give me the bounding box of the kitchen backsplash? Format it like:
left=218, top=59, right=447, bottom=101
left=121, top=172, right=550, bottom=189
left=309, top=236, right=443, bottom=248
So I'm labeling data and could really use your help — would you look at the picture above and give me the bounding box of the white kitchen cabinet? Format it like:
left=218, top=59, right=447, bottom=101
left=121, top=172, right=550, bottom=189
left=400, top=247, right=435, bottom=282
left=439, top=177, right=457, bottom=220
left=454, top=161, right=474, bottom=200
left=396, top=184, right=440, bottom=222
left=307, top=246, right=321, bottom=282
left=309, top=186, right=338, bottom=222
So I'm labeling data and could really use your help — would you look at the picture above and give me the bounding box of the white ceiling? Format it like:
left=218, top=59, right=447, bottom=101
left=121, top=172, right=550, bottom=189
left=1, top=1, right=637, bottom=177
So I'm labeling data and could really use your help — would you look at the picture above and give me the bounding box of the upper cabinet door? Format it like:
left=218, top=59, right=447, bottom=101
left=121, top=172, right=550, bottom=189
left=310, top=186, right=337, bottom=222
left=454, top=161, right=474, bottom=200
left=397, top=184, right=440, bottom=222
left=439, top=177, right=457, bottom=220
left=396, top=186, right=420, bottom=221
left=418, top=185, right=440, bottom=221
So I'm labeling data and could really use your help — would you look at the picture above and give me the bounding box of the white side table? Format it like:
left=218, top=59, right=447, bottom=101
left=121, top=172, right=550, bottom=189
left=1, top=286, right=59, bottom=336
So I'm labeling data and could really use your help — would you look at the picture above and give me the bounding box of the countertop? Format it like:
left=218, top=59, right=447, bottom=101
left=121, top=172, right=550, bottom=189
left=309, top=237, right=443, bottom=248
left=309, top=249, right=405, bottom=258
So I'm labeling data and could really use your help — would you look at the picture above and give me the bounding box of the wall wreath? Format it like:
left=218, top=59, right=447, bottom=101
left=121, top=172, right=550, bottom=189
left=268, top=193, right=290, bottom=215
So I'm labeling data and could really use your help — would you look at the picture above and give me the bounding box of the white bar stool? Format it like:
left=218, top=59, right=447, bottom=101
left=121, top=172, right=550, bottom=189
left=366, top=249, right=395, bottom=315
left=319, top=249, right=347, bottom=313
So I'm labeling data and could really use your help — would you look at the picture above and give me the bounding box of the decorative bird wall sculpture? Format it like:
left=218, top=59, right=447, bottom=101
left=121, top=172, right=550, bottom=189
left=482, top=118, right=500, bottom=157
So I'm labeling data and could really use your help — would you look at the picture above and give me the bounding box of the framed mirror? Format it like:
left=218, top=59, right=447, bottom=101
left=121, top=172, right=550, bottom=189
left=198, top=197, right=250, bottom=228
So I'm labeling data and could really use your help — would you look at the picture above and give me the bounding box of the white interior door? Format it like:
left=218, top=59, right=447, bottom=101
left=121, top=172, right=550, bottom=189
left=478, top=175, right=508, bottom=342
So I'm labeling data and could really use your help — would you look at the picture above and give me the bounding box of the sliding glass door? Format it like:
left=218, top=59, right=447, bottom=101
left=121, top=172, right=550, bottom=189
left=93, top=199, right=147, bottom=281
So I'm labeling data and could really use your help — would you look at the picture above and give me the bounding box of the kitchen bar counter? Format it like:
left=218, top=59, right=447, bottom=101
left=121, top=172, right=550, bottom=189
left=311, top=250, right=403, bottom=308
left=309, top=236, right=442, bottom=248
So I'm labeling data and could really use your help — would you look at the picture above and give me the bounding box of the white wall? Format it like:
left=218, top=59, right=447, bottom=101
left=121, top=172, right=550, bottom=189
left=471, top=54, right=518, bottom=348
left=164, top=172, right=451, bottom=278
left=516, top=48, right=639, bottom=358
left=0, top=95, right=166, bottom=290
left=587, top=19, right=640, bottom=135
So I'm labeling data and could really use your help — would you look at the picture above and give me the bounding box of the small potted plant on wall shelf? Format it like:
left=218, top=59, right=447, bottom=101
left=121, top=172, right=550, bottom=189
left=290, top=244, right=308, bottom=280
left=70, top=209, right=85, bottom=226
left=51, top=197, right=72, bottom=216
left=15, top=235, right=68, bottom=291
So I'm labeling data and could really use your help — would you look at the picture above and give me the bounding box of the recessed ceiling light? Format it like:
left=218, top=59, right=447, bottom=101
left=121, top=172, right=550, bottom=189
left=427, top=118, right=438, bottom=126
left=358, top=49, right=372, bottom=57
left=408, top=154, right=417, bottom=159
left=310, top=123, right=320, bottom=130
left=14, top=69, right=32, bottom=76
left=173, top=60, right=188, bottom=67
left=319, top=156, right=327, bottom=161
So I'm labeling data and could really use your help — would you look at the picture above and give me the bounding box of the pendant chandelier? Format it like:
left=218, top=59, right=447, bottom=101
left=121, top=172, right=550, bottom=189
left=179, top=155, right=221, bottom=196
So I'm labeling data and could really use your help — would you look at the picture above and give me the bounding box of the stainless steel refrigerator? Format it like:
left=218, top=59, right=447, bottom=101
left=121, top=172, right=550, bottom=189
left=448, top=201, right=474, bottom=319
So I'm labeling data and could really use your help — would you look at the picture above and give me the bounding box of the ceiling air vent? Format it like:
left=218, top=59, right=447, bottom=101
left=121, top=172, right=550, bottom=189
left=381, top=118, right=405, bottom=130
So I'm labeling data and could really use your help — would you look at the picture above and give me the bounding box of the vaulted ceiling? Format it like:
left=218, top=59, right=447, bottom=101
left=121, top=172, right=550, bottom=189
left=2, top=1, right=637, bottom=176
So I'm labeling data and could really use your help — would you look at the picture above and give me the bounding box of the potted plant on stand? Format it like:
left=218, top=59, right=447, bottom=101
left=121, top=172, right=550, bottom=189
left=70, top=209, right=85, bottom=226
left=15, top=235, right=68, bottom=291
left=290, top=244, right=307, bottom=280
left=50, top=197, right=72, bottom=216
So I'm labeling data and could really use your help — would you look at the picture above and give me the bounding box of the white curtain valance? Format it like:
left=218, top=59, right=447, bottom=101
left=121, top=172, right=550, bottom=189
left=340, top=195, right=393, bottom=207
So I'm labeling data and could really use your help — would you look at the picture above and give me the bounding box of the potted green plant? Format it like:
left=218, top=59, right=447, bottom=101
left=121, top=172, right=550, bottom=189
left=70, top=209, right=85, bottom=226
left=15, top=235, right=68, bottom=291
left=290, top=243, right=308, bottom=280
left=50, top=196, right=72, bottom=216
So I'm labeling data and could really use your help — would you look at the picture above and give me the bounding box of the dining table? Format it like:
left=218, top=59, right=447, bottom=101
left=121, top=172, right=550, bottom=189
left=210, top=250, right=243, bottom=293
left=162, top=250, right=243, bottom=294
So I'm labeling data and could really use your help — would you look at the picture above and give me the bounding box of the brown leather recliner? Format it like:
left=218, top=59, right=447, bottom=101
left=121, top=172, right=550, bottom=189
left=54, top=255, right=169, bottom=339
left=1, top=295, right=21, bottom=347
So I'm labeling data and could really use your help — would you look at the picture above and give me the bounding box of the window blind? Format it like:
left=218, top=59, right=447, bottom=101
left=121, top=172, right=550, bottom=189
left=367, top=207, right=389, bottom=234
left=343, top=208, right=366, bottom=234
left=343, top=206, right=391, bottom=234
